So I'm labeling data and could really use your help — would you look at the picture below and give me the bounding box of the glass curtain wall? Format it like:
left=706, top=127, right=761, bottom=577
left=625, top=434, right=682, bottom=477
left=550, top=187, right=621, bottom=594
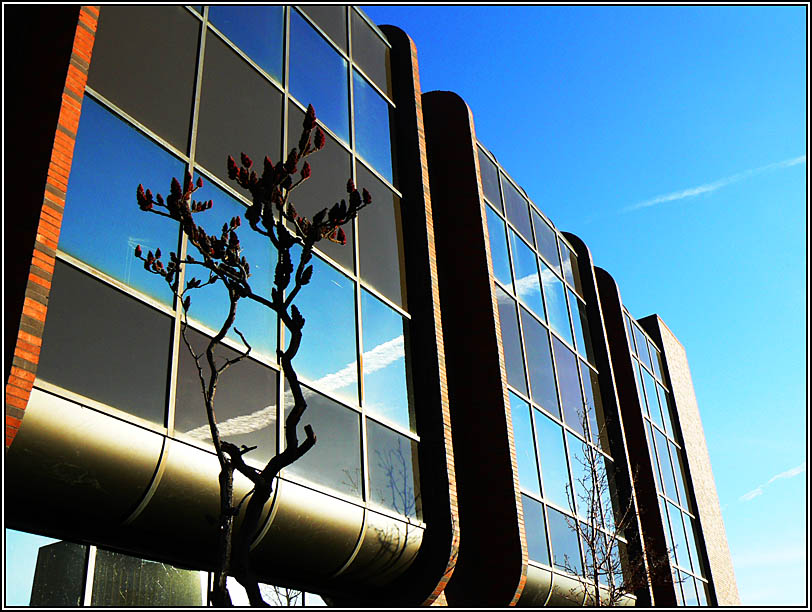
left=623, top=310, right=712, bottom=605
left=36, top=4, right=419, bottom=540
left=478, top=145, right=623, bottom=585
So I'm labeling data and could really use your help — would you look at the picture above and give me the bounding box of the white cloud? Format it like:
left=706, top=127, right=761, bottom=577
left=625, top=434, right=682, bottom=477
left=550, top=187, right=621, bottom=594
left=623, top=155, right=806, bottom=213
left=738, top=461, right=805, bottom=503
left=183, top=335, right=405, bottom=438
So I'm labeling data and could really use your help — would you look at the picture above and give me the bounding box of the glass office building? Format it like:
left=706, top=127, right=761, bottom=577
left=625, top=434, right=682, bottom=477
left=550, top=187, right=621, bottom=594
left=5, top=5, right=739, bottom=607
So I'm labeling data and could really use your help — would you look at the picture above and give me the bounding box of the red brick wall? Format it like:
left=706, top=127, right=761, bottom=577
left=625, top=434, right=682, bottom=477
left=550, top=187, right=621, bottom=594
left=5, top=6, right=99, bottom=448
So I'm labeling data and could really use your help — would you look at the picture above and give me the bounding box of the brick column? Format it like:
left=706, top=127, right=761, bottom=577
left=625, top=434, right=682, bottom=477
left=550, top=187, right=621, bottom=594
left=5, top=6, right=99, bottom=448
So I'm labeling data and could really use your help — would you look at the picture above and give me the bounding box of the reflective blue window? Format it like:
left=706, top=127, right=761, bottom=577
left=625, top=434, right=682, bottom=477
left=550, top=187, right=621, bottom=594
left=62, top=98, right=183, bottom=305
left=509, top=229, right=545, bottom=320
left=655, top=428, right=680, bottom=503
left=633, top=362, right=648, bottom=417
left=520, top=309, right=559, bottom=418
left=632, top=324, right=653, bottom=371
left=547, top=507, right=582, bottom=575
left=532, top=210, right=560, bottom=271
left=367, top=420, right=420, bottom=519
left=623, top=312, right=635, bottom=355
left=660, top=496, right=677, bottom=567
left=668, top=502, right=691, bottom=571
left=284, top=384, right=361, bottom=498
left=485, top=206, right=512, bottom=289
left=478, top=148, right=502, bottom=208
left=559, top=242, right=576, bottom=288
left=353, top=69, right=393, bottom=183
left=208, top=6, right=284, bottom=82
left=567, top=290, right=591, bottom=361
left=643, top=370, right=666, bottom=432
left=649, top=341, right=665, bottom=380
left=684, top=515, right=705, bottom=578
left=185, top=177, right=276, bottom=360
left=495, top=287, right=527, bottom=395
left=510, top=393, right=540, bottom=497
left=696, top=579, right=710, bottom=605
left=361, top=289, right=410, bottom=431
left=681, top=574, right=700, bottom=606
left=646, top=423, right=663, bottom=492
left=522, top=495, right=551, bottom=565
left=288, top=253, right=357, bottom=405
left=580, top=362, right=605, bottom=450
left=540, top=260, right=573, bottom=346
left=501, top=177, right=533, bottom=244
left=656, top=383, right=676, bottom=439
left=552, top=338, right=587, bottom=438
left=535, top=410, right=570, bottom=510
left=567, top=432, right=593, bottom=519
left=290, top=10, right=349, bottom=143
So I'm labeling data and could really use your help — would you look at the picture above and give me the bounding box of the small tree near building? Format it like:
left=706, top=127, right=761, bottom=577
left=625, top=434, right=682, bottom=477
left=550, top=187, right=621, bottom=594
left=134, top=104, right=371, bottom=606
left=563, top=404, right=676, bottom=606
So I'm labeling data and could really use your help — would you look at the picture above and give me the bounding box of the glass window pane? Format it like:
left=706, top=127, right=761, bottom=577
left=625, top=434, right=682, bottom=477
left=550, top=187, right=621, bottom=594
left=644, top=371, right=666, bottom=432
left=633, top=362, right=648, bottom=418
left=522, top=495, right=550, bottom=565
left=495, top=286, right=527, bottom=395
left=632, top=324, right=653, bottom=371
left=655, top=428, right=680, bottom=503
left=208, top=5, right=283, bottom=82
left=540, top=261, right=573, bottom=346
left=559, top=242, right=576, bottom=288
left=62, top=98, right=183, bottom=305
left=478, top=147, right=501, bottom=208
left=509, top=229, right=545, bottom=320
left=290, top=10, right=349, bottom=143
left=174, top=327, right=278, bottom=465
left=673, top=447, right=695, bottom=514
left=520, top=309, right=559, bottom=418
left=623, top=312, right=635, bottom=355
left=5, top=530, right=85, bottom=606
left=535, top=410, right=570, bottom=510
left=301, top=5, right=347, bottom=52
left=567, top=290, right=593, bottom=362
left=89, top=6, right=198, bottom=152
left=510, top=393, right=540, bottom=497
left=673, top=569, right=685, bottom=606
left=353, top=69, right=394, bottom=183
left=357, top=163, right=407, bottom=308
left=197, top=33, right=283, bottom=186
left=287, top=103, right=354, bottom=271
left=91, top=548, right=203, bottom=606
left=657, top=384, right=676, bottom=440
left=361, top=289, right=411, bottom=431
left=547, top=507, right=582, bottom=575
left=283, top=384, right=361, bottom=498
left=596, top=455, right=617, bottom=535
left=367, top=420, right=421, bottom=519
left=39, top=261, right=171, bottom=425
left=532, top=210, right=560, bottom=271
left=552, top=338, right=586, bottom=438
left=184, top=177, right=277, bottom=360
left=649, top=341, right=664, bottom=380
left=696, top=579, right=710, bottom=605
left=485, top=206, right=513, bottom=289
left=646, top=422, right=663, bottom=492
left=351, top=10, right=391, bottom=97
left=567, top=432, right=593, bottom=519
left=580, top=362, right=606, bottom=451
left=501, top=176, right=533, bottom=244
left=288, top=253, right=358, bottom=405
left=667, top=502, right=691, bottom=571
left=660, top=496, right=677, bottom=568
left=684, top=515, right=706, bottom=578
left=681, top=574, right=700, bottom=606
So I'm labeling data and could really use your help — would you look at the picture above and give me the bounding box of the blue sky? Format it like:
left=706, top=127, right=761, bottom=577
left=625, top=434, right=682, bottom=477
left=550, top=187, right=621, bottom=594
left=363, top=5, right=807, bottom=606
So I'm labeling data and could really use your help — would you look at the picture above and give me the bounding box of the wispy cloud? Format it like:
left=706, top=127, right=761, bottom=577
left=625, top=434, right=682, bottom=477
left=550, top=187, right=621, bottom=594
left=183, top=335, right=405, bottom=439
left=623, top=155, right=806, bottom=213
left=739, top=461, right=805, bottom=502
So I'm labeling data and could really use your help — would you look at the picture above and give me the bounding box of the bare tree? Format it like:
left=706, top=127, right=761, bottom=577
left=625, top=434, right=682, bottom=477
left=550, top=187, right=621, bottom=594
left=562, top=404, right=675, bottom=606
left=134, top=104, right=371, bottom=606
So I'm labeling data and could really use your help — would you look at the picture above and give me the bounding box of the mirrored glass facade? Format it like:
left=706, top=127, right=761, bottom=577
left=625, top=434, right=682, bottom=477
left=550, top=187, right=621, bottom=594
left=35, top=5, right=418, bottom=527
left=624, top=310, right=711, bottom=602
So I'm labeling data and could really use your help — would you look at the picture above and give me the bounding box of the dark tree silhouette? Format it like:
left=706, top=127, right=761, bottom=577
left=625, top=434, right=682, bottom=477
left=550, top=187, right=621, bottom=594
left=134, top=104, right=371, bottom=606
